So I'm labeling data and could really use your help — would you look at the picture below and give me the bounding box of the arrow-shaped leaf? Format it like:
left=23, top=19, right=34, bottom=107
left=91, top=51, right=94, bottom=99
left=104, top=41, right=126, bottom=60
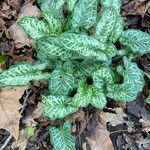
left=42, top=95, right=78, bottom=119
left=19, top=16, right=49, bottom=39
left=50, top=121, right=75, bottom=150
left=0, top=62, right=50, bottom=87
left=71, top=0, right=98, bottom=31
left=119, top=29, right=150, bottom=54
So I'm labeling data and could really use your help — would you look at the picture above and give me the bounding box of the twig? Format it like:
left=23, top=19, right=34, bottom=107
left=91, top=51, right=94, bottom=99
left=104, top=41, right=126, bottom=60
left=0, top=134, right=13, bottom=150
left=109, top=129, right=128, bottom=134
left=20, top=89, right=32, bottom=115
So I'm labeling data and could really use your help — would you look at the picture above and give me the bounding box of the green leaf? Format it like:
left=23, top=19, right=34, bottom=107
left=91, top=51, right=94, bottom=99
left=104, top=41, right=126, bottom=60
left=59, top=33, right=108, bottom=61
left=109, top=15, right=124, bottom=42
left=66, top=0, right=78, bottom=11
left=0, top=53, right=7, bottom=64
left=42, top=12, right=63, bottom=35
left=105, top=43, right=118, bottom=58
left=92, top=66, right=114, bottom=89
left=107, top=57, right=144, bottom=101
left=37, top=36, right=73, bottom=60
left=0, top=62, right=50, bottom=87
left=25, top=126, right=36, bottom=138
left=79, top=59, right=101, bottom=76
left=38, top=0, right=65, bottom=35
left=40, top=0, right=65, bottom=21
left=99, top=0, right=123, bottom=44
left=90, top=87, right=107, bottom=109
left=107, top=83, right=138, bottom=102
left=37, top=0, right=46, bottom=5
left=50, top=121, right=75, bottom=150
left=99, top=0, right=122, bottom=12
left=71, top=0, right=98, bottom=31
left=19, top=16, right=49, bottom=39
left=42, top=95, right=78, bottom=119
left=122, top=57, right=144, bottom=92
left=72, top=84, right=107, bottom=109
left=63, top=61, right=76, bottom=73
left=95, top=8, right=116, bottom=43
left=119, top=29, right=150, bottom=54
left=72, top=84, right=92, bottom=107
left=49, top=64, right=76, bottom=96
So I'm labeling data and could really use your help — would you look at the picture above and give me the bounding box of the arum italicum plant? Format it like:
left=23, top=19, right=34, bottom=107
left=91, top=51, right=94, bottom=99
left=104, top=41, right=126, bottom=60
left=0, top=0, right=150, bottom=149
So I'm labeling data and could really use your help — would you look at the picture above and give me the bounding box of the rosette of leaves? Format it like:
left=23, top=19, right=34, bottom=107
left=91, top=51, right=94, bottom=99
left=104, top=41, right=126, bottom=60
left=0, top=0, right=150, bottom=149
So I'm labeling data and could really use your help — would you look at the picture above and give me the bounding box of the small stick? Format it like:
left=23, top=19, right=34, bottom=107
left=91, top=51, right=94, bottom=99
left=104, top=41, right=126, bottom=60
left=20, top=89, right=32, bottom=115
left=0, top=134, right=13, bottom=150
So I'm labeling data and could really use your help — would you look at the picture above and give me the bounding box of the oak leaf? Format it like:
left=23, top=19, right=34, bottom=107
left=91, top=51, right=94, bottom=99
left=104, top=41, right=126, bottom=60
left=0, top=86, right=28, bottom=139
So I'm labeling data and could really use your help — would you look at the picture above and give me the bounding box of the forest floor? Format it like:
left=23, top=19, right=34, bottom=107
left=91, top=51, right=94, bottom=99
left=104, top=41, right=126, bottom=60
left=0, top=0, right=150, bottom=150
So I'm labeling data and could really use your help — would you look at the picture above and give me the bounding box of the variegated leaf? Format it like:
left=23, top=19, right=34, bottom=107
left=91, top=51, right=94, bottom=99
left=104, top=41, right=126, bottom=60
left=79, top=59, right=101, bottom=76
left=109, top=15, right=124, bottom=42
left=121, top=57, right=144, bottom=92
left=42, top=95, right=78, bottom=119
left=92, top=66, right=114, bottom=89
left=42, top=13, right=62, bottom=35
left=37, top=36, right=73, bottom=60
left=90, top=87, right=107, bottom=109
left=59, top=33, right=108, bottom=61
left=49, top=65, right=76, bottom=96
left=0, top=62, right=50, bottom=87
left=40, top=0, right=65, bottom=21
left=107, top=57, right=144, bottom=101
left=66, top=0, right=78, bottom=11
left=19, top=16, right=49, bottom=39
left=95, top=8, right=116, bottom=43
left=119, top=29, right=150, bottom=54
left=107, top=84, right=138, bottom=102
left=72, top=84, right=92, bottom=107
left=62, top=14, right=72, bottom=31
left=71, top=0, right=98, bottom=30
left=72, top=84, right=107, bottom=109
left=99, top=0, right=122, bottom=12
left=37, top=0, right=46, bottom=5
left=37, top=50, right=49, bottom=62
left=50, top=121, right=75, bottom=150
left=105, top=43, right=118, bottom=58
left=73, top=66, right=87, bottom=86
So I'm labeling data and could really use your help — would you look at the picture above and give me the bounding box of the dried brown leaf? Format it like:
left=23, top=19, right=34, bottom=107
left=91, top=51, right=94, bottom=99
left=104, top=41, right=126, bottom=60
left=85, top=123, right=114, bottom=150
left=99, top=108, right=126, bottom=127
left=0, top=1, right=15, bottom=19
left=0, top=18, right=6, bottom=38
left=33, top=102, right=43, bottom=119
left=11, top=130, right=28, bottom=150
left=133, top=1, right=150, bottom=15
left=17, top=3, right=40, bottom=21
left=142, top=14, right=150, bottom=28
left=7, top=0, right=20, bottom=11
left=22, top=115, right=36, bottom=127
left=71, top=110, right=87, bottom=134
left=71, top=109, right=85, bottom=121
left=139, top=118, right=150, bottom=133
left=8, top=24, right=32, bottom=48
left=22, top=102, right=42, bottom=127
left=0, top=86, right=28, bottom=139
left=123, top=1, right=150, bottom=15
left=7, top=2, right=40, bottom=48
